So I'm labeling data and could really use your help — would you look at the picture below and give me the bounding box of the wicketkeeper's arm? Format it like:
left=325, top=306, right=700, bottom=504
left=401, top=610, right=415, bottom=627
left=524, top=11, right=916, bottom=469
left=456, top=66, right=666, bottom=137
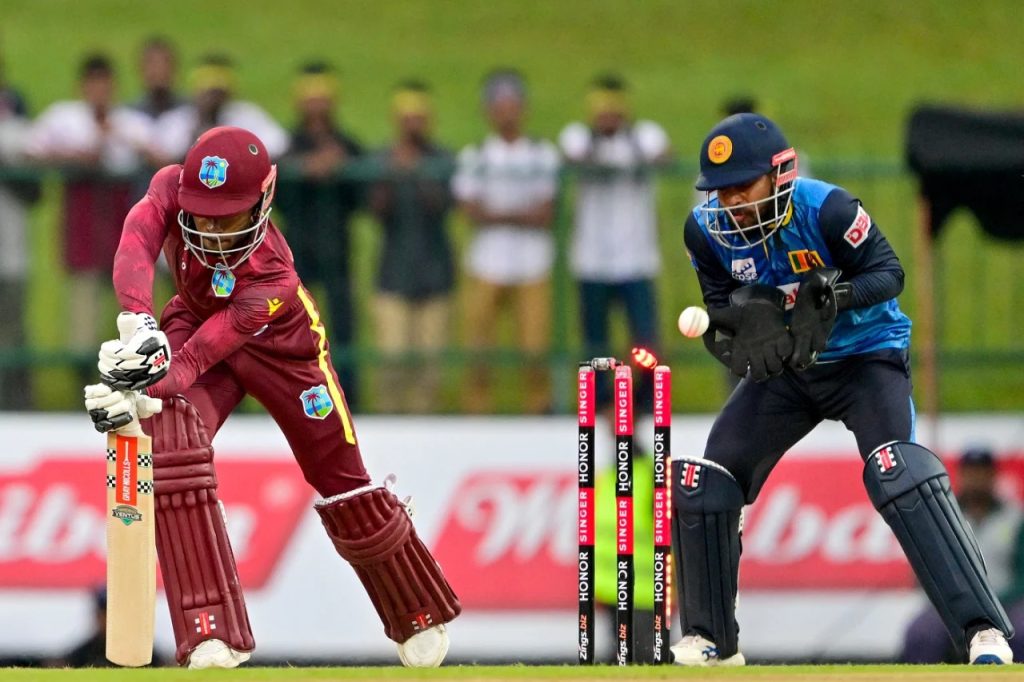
left=818, top=187, right=904, bottom=310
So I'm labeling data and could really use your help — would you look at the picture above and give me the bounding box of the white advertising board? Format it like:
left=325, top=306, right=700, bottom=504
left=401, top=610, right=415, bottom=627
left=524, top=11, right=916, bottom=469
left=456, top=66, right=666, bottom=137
left=1, top=413, right=1022, bottom=662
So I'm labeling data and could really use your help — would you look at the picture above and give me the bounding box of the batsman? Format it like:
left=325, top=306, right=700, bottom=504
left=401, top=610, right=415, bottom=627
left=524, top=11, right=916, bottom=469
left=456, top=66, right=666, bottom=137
left=84, top=126, right=460, bottom=668
left=672, top=113, right=1013, bottom=666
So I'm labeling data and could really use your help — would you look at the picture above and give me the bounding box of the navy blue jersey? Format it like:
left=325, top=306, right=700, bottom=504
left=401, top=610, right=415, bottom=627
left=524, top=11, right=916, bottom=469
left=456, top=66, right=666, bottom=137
left=684, top=177, right=911, bottom=361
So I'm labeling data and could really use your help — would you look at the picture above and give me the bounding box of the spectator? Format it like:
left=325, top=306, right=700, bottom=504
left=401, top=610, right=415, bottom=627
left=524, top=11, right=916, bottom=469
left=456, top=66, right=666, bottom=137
left=721, top=94, right=759, bottom=118
left=0, top=56, right=39, bottom=409
left=24, top=54, right=153, bottom=364
left=129, top=36, right=185, bottom=287
left=47, top=586, right=164, bottom=667
left=276, top=61, right=364, bottom=409
left=900, top=447, right=1024, bottom=663
left=48, top=586, right=111, bottom=668
left=367, top=81, right=455, bottom=413
left=151, top=54, right=287, bottom=163
left=452, top=69, right=559, bottom=414
left=130, top=36, right=184, bottom=120
left=559, top=74, right=671, bottom=411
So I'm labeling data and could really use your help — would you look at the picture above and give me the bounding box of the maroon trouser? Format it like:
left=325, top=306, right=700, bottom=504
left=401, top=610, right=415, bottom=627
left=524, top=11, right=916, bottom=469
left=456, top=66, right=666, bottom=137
left=160, top=295, right=370, bottom=496
left=150, top=295, right=458, bottom=661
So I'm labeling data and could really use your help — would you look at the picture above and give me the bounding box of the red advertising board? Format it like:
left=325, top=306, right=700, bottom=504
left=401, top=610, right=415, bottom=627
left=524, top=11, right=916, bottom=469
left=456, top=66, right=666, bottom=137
left=0, top=456, right=310, bottom=588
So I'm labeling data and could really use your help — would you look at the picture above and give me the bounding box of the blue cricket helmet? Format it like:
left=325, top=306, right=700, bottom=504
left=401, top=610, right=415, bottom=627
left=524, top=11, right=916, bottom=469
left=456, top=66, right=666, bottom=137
left=696, top=114, right=800, bottom=250
left=696, top=113, right=793, bottom=191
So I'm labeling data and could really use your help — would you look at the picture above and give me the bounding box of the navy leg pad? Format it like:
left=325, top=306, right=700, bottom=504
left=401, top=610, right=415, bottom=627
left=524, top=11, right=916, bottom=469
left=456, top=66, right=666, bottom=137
left=864, top=441, right=1013, bottom=659
left=672, top=457, right=744, bottom=659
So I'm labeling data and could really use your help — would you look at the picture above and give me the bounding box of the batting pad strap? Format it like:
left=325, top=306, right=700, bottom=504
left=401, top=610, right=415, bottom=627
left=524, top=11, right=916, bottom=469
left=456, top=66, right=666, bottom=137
left=315, top=482, right=380, bottom=507
left=864, top=441, right=1013, bottom=658
left=148, top=398, right=254, bottom=664
left=672, top=456, right=744, bottom=659
left=317, top=487, right=461, bottom=643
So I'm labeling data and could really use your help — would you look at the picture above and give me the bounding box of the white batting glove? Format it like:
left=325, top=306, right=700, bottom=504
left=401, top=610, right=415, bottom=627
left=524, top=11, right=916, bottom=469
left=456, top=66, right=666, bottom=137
left=97, top=312, right=172, bottom=391
left=84, top=383, right=162, bottom=434
left=116, top=311, right=159, bottom=340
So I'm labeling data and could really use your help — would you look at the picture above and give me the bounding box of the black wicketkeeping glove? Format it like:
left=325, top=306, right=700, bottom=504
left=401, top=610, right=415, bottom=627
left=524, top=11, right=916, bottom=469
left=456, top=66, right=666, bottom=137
left=702, top=322, right=735, bottom=369
left=789, top=267, right=842, bottom=371
left=707, top=285, right=794, bottom=382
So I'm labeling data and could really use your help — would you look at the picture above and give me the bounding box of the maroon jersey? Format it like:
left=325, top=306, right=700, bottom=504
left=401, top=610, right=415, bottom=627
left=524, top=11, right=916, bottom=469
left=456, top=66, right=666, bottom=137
left=114, top=165, right=302, bottom=399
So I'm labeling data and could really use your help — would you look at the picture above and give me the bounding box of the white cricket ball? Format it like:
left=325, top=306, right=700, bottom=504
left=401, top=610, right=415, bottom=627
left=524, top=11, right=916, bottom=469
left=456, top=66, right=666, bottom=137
left=677, top=306, right=710, bottom=338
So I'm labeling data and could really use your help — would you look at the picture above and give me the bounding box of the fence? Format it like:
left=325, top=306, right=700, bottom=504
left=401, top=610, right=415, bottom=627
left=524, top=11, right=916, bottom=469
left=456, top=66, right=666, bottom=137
left=0, top=161, right=1022, bottom=414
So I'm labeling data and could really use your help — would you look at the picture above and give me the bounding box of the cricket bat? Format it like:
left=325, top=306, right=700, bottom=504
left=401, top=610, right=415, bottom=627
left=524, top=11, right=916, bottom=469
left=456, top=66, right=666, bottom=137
left=105, top=428, right=156, bottom=666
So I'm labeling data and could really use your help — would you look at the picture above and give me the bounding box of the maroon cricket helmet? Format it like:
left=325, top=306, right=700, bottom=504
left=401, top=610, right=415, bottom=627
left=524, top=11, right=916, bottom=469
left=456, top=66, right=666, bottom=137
left=178, top=126, right=275, bottom=218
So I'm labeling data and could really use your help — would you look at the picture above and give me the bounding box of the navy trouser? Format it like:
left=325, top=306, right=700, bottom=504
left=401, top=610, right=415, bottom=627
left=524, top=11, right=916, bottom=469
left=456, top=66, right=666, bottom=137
left=705, top=348, right=914, bottom=503
left=579, top=278, right=659, bottom=410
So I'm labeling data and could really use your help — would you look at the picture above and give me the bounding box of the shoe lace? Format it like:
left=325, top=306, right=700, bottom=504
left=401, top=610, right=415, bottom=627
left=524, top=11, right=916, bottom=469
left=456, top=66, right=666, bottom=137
left=974, top=628, right=1005, bottom=646
left=677, top=633, right=718, bottom=659
left=384, top=473, right=416, bottom=519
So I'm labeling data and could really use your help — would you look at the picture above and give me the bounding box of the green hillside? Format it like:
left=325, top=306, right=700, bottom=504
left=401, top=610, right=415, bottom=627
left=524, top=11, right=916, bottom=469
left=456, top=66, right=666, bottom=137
left=4, top=0, right=1023, bottom=153
left=2, top=0, right=1022, bottom=412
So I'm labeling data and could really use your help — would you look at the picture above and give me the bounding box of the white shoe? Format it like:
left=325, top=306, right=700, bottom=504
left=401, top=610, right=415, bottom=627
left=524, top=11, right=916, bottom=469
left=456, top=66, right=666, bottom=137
left=671, top=633, right=746, bottom=667
left=398, top=624, right=449, bottom=667
left=969, top=628, right=1012, bottom=664
left=187, top=639, right=251, bottom=669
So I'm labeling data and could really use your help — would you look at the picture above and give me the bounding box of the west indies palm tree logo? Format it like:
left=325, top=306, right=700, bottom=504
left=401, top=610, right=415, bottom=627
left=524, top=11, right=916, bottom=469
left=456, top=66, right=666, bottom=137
left=299, top=384, right=334, bottom=419
left=199, top=155, right=229, bottom=188
left=211, top=264, right=236, bottom=297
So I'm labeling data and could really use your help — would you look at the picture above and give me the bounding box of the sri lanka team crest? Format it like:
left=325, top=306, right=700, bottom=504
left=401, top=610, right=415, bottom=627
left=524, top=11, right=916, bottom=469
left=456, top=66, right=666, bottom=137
left=211, top=265, right=236, bottom=298
left=708, top=135, right=733, bottom=164
left=300, top=385, right=335, bottom=420
left=199, top=155, right=229, bottom=188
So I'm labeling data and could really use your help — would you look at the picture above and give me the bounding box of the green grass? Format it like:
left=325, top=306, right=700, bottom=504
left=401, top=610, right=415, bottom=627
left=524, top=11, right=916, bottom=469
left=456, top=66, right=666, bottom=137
left=3, top=0, right=1023, bottom=412
left=2, top=665, right=1021, bottom=681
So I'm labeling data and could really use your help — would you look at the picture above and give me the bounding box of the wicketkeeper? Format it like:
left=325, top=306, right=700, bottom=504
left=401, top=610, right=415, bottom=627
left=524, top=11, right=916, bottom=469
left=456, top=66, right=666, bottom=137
left=672, top=113, right=1013, bottom=666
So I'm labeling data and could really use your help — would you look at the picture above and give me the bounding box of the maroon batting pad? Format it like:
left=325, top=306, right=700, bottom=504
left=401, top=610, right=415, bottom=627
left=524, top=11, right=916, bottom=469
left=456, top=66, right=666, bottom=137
left=145, top=398, right=254, bottom=665
left=316, top=487, right=461, bottom=642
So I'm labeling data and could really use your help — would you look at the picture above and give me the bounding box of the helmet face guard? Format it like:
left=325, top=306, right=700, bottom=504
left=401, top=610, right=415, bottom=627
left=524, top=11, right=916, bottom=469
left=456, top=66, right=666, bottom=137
left=179, top=164, right=277, bottom=270
left=701, top=148, right=797, bottom=250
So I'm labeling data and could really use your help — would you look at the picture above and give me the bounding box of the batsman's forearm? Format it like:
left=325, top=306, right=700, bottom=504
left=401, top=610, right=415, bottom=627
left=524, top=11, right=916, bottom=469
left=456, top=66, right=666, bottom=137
left=113, top=200, right=166, bottom=314
left=145, top=352, right=201, bottom=399
left=112, top=237, right=157, bottom=315
left=146, top=311, right=250, bottom=399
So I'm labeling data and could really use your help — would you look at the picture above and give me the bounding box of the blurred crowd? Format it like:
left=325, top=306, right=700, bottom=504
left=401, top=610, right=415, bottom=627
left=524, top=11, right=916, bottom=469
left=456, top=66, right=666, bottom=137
left=0, top=38, right=763, bottom=414
left=900, top=447, right=1024, bottom=663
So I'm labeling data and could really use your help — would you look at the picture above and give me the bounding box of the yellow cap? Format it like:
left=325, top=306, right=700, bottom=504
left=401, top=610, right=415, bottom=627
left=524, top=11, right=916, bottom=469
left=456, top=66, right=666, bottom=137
left=189, top=64, right=235, bottom=93
left=392, top=89, right=432, bottom=116
left=586, top=89, right=629, bottom=118
left=293, top=73, right=338, bottom=102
